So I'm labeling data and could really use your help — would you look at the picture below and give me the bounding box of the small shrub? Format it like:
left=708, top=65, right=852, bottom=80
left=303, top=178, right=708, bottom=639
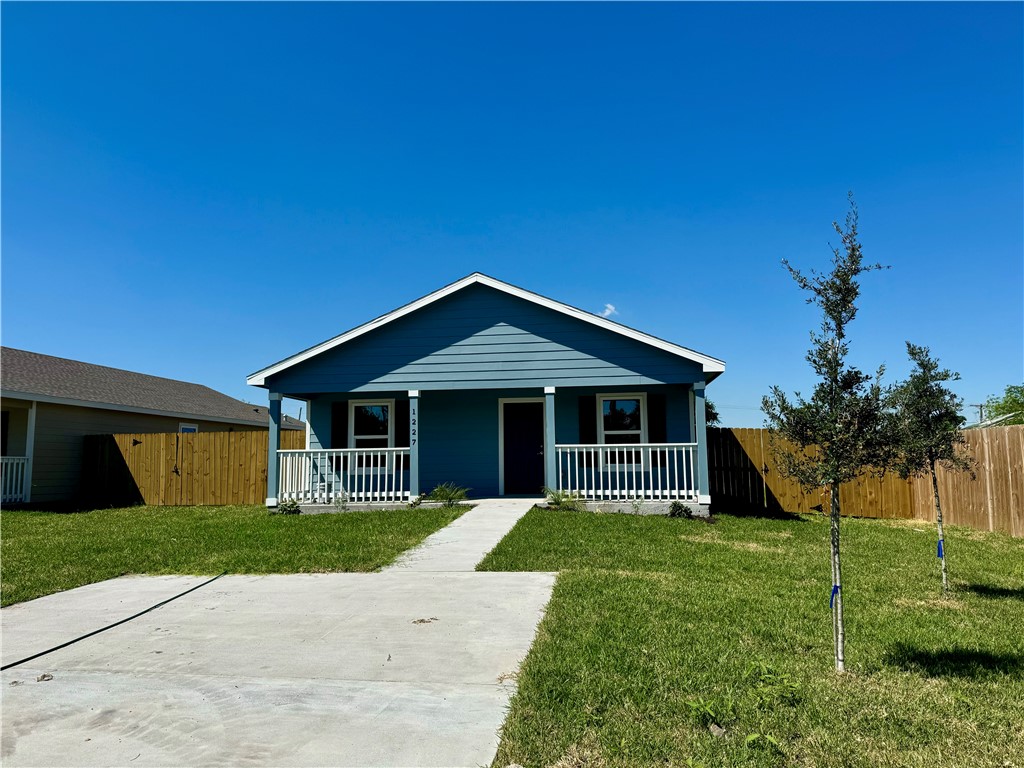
left=427, top=482, right=470, bottom=508
left=628, top=497, right=643, bottom=515
left=669, top=500, right=693, bottom=518
left=543, top=487, right=586, bottom=512
left=274, top=499, right=301, bottom=515
left=407, top=494, right=424, bottom=508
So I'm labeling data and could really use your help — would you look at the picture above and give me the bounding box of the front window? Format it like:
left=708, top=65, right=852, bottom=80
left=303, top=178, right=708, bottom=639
left=598, top=395, right=646, bottom=444
left=179, top=423, right=198, bottom=434
left=597, top=394, right=647, bottom=465
left=349, top=401, right=393, bottom=448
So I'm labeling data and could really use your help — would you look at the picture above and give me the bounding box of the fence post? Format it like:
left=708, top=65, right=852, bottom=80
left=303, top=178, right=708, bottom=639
left=982, top=428, right=995, bottom=532
left=266, top=393, right=282, bottom=507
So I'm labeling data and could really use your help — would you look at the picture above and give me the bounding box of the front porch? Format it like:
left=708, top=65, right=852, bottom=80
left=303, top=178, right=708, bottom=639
left=274, top=442, right=702, bottom=506
left=266, top=385, right=711, bottom=508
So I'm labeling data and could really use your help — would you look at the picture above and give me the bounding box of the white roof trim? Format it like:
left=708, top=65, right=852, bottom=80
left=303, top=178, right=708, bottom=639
left=246, top=273, right=726, bottom=387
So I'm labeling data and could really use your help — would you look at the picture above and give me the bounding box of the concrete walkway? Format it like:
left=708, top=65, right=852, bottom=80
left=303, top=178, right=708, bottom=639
left=386, top=497, right=537, bottom=572
left=1, top=500, right=554, bottom=768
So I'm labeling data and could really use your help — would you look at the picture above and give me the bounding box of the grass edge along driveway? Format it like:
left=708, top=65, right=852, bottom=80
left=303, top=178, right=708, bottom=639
left=1, top=504, right=466, bottom=607
left=477, top=508, right=1024, bottom=768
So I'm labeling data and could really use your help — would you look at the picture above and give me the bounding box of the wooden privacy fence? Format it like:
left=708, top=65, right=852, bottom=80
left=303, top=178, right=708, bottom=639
left=708, top=426, right=1024, bottom=537
left=84, top=430, right=305, bottom=506
left=83, top=425, right=1022, bottom=534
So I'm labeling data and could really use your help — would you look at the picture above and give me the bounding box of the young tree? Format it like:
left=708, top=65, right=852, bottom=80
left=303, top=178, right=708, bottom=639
left=891, top=343, right=974, bottom=592
left=762, top=196, right=890, bottom=673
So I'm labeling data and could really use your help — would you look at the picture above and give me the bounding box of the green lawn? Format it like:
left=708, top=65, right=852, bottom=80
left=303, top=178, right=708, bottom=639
left=1, top=504, right=465, bottom=606
left=478, top=509, right=1024, bottom=768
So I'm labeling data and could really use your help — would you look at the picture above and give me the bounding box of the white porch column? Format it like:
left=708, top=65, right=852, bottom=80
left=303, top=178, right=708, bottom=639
left=544, top=386, right=556, bottom=491
left=266, top=393, right=282, bottom=507
left=24, top=401, right=36, bottom=503
left=688, top=387, right=697, bottom=442
left=693, top=382, right=711, bottom=505
left=408, top=390, right=420, bottom=498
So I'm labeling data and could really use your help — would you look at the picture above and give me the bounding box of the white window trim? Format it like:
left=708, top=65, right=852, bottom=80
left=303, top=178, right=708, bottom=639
left=596, top=393, right=648, bottom=444
left=348, top=399, right=395, bottom=448
left=179, top=422, right=199, bottom=433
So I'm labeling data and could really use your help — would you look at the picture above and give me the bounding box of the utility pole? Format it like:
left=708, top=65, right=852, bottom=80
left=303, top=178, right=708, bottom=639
left=969, top=404, right=985, bottom=423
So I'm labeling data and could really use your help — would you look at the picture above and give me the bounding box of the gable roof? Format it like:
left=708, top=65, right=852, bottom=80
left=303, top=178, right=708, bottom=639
left=247, top=273, right=725, bottom=387
left=2, top=347, right=303, bottom=429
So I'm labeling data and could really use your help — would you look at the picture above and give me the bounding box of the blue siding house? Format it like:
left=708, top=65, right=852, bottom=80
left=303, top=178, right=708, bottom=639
left=247, top=274, right=725, bottom=509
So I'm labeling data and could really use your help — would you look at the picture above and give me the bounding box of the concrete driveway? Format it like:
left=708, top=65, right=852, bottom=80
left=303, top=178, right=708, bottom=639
left=1, top=500, right=554, bottom=767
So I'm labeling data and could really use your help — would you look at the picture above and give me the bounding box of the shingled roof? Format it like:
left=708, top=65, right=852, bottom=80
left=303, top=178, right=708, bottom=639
left=2, top=347, right=303, bottom=429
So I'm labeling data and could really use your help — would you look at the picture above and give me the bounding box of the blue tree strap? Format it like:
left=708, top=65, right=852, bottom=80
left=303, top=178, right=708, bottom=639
left=938, top=539, right=944, bottom=558
left=830, top=584, right=840, bottom=609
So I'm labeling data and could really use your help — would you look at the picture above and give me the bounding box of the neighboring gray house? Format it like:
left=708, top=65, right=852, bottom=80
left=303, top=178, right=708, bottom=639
left=1, top=348, right=303, bottom=504
left=248, top=273, right=724, bottom=509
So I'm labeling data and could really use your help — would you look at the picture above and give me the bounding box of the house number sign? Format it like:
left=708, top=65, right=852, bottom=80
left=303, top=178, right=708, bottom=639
left=410, top=405, right=417, bottom=447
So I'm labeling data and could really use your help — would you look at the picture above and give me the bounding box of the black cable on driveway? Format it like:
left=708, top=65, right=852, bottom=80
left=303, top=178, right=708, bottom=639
left=1, top=572, right=226, bottom=671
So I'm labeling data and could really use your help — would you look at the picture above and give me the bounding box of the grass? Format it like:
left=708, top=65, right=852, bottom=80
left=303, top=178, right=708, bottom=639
left=1, top=504, right=466, bottom=606
left=478, top=509, right=1024, bottom=768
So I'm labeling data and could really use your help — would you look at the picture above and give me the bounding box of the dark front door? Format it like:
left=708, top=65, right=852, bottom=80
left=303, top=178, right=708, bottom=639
left=503, top=401, right=545, bottom=495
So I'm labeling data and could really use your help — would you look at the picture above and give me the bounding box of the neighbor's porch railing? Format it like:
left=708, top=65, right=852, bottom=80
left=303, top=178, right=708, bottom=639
left=1, top=456, right=29, bottom=504
left=555, top=443, right=698, bottom=501
left=278, top=449, right=411, bottom=504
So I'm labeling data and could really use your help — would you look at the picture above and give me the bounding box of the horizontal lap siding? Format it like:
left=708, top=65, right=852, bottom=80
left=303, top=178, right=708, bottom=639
left=306, top=392, right=411, bottom=450
left=307, top=398, right=329, bottom=449
left=267, top=284, right=704, bottom=394
left=552, top=385, right=694, bottom=444
left=665, top=388, right=694, bottom=443
left=418, top=390, right=505, bottom=497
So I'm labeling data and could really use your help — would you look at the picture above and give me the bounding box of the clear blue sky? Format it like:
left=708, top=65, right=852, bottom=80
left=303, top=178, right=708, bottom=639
left=3, top=2, right=1021, bottom=427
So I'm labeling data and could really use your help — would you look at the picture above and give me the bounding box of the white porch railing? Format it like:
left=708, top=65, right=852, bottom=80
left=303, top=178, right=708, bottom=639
left=278, top=449, right=411, bottom=505
left=1, top=457, right=29, bottom=504
left=555, top=443, right=699, bottom=501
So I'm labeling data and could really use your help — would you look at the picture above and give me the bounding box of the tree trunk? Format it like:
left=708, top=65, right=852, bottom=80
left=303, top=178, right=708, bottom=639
left=931, top=458, right=948, bottom=593
left=830, top=483, right=845, bottom=673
